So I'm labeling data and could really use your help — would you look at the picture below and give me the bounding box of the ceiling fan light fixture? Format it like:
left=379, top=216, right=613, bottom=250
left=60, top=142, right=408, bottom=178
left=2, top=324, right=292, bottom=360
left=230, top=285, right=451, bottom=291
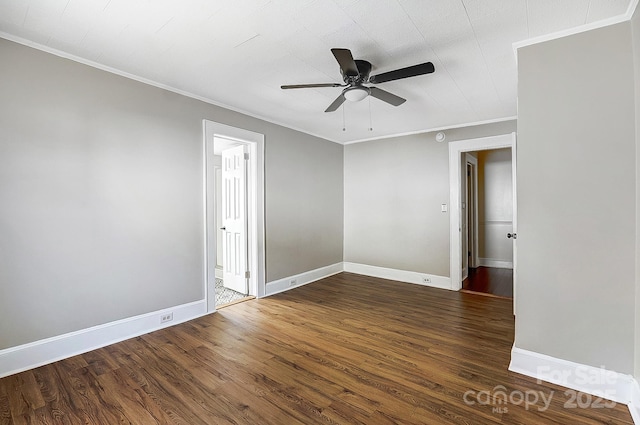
left=343, top=86, right=370, bottom=102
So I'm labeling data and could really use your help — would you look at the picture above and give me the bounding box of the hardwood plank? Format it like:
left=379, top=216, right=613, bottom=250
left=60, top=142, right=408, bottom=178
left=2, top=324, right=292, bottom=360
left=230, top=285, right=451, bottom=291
left=0, top=379, right=12, bottom=425
left=5, top=372, right=46, bottom=424
left=53, top=361, right=131, bottom=424
left=32, top=364, right=84, bottom=424
left=0, top=272, right=632, bottom=424
left=82, top=348, right=120, bottom=376
left=102, top=344, right=195, bottom=425
left=97, top=368, right=176, bottom=425
left=463, top=266, right=513, bottom=298
left=184, top=345, right=309, bottom=425
left=119, top=346, right=220, bottom=425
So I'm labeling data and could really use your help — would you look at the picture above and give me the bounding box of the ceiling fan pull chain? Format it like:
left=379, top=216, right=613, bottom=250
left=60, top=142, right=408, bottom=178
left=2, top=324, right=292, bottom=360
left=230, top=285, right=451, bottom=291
left=342, top=104, right=346, bottom=132
left=368, top=97, right=373, bottom=131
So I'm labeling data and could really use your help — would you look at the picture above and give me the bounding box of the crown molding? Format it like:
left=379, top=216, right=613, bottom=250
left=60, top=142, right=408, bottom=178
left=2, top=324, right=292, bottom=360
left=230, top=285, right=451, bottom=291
left=513, top=0, right=639, bottom=52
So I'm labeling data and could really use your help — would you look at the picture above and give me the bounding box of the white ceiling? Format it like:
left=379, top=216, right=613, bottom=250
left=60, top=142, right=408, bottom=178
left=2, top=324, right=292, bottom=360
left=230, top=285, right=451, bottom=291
left=0, top=0, right=634, bottom=143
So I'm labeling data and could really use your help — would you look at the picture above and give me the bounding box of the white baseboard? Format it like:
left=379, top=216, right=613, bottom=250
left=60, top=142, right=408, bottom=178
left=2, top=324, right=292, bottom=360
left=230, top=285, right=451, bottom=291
left=0, top=300, right=208, bottom=379
left=479, top=258, right=513, bottom=269
left=509, top=346, right=634, bottom=405
left=264, top=262, right=344, bottom=297
left=629, top=379, right=640, bottom=424
left=343, top=262, right=452, bottom=290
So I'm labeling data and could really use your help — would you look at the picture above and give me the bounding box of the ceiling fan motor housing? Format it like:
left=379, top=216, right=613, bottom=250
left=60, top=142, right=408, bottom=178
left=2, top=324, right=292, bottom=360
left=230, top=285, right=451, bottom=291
left=341, top=60, right=372, bottom=84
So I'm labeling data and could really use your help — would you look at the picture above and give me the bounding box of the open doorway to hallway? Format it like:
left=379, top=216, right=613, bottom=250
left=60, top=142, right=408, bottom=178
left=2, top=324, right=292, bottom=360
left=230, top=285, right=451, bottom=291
left=204, top=120, right=266, bottom=313
left=449, top=133, right=516, bottom=311
left=460, top=148, right=514, bottom=299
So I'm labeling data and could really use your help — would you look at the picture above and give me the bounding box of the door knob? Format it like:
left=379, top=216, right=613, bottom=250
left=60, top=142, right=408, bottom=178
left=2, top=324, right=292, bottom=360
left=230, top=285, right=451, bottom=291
left=220, top=226, right=226, bottom=231
left=507, top=233, right=517, bottom=239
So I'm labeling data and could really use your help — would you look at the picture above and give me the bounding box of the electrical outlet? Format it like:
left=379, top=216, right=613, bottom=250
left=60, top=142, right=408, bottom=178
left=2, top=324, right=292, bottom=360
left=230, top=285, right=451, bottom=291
left=422, top=277, right=431, bottom=284
left=289, top=279, right=297, bottom=287
left=161, top=312, right=173, bottom=323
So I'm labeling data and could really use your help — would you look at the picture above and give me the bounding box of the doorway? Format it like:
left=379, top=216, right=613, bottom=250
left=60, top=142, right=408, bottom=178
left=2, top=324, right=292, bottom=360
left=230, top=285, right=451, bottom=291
left=448, top=134, right=517, bottom=309
left=204, top=120, right=266, bottom=313
left=461, top=148, right=514, bottom=298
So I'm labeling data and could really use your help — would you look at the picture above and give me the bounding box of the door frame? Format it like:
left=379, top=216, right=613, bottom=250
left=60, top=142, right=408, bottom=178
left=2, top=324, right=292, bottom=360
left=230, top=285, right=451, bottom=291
left=461, top=154, right=479, bottom=280
left=203, top=120, right=266, bottom=313
left=449, top=133, right=516, bottom=293
left=464, top=153, right=479, bottom=272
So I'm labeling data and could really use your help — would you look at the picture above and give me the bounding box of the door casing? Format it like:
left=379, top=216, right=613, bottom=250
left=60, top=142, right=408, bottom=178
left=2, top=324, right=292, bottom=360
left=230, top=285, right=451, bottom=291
left=204, top=120, right=265, bottom=313
left=463, top=154, right=479, bottom=277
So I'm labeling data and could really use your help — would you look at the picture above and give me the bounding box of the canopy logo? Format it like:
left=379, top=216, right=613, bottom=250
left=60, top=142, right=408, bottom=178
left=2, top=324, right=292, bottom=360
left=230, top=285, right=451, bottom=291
left=463, top=384, right=617, bottom=415
left=463, top=385, right=553, bottom=414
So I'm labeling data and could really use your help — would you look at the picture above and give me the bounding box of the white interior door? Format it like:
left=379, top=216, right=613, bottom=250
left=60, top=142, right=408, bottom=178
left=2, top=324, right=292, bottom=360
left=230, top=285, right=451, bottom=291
left=215, top=166, right=223, bottom=276
left=222, top=145, right=248, bottom=294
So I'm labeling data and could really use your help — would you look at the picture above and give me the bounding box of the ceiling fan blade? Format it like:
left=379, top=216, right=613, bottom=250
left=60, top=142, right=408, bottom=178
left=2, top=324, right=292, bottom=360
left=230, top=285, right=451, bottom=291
left=325, top=93, right=346, bottom=112
left=369, top=62, right=435, bottom=84
left=281, top=83, right=344, bottom=89
left=331, top=48, right=359, bottom=77
left=369, top=87, right=406, bottom=106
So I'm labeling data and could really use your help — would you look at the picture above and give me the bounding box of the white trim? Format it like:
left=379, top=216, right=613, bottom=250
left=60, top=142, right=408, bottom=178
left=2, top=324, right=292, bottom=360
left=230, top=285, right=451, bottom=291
left=0, top=300, right=207, bottom=379
left=202, top=121, right=216, bottom=314
left=629, top=379, right=640, bottom=424
left=512, top=0, right=639, bottom=54
left=478, top=258, right=513, bottom=269
left=343, top=262, right=451, bottom=290
left=449, top=133, right=516, bottom=291
left=513, top=15, right=629, bottom=52
left=343, top=116, right=517, bottom=145
left=264, top=263, right=344, bottom=297
left=465, top=154, right=480, bottom=269
left=509, top=346, right=634, bottom=405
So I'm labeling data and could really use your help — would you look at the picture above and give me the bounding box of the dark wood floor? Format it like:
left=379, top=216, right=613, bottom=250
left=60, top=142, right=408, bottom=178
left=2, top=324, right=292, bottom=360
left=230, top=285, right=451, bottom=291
left=0, top=272, right=631, bottom=424
left=462, top=266, right=514, bottom=298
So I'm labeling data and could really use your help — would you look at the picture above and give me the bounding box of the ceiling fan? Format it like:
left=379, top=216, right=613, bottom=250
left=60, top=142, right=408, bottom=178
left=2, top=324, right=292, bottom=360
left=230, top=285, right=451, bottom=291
left=281, top=48, right=435, bottom=112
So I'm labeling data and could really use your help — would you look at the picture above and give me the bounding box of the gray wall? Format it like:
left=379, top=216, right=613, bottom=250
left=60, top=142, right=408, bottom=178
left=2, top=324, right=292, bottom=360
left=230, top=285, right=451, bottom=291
left=633, top=5, right=640, bottom=379
left=266, top=130, right=343, bottom=280
left=477, top=148, right=513, bottom=264
left=517, top=23, right=636, bottom=373
left=344, top=121, right=516, bottom=277
left=0, top=38, right=343, bottom=350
